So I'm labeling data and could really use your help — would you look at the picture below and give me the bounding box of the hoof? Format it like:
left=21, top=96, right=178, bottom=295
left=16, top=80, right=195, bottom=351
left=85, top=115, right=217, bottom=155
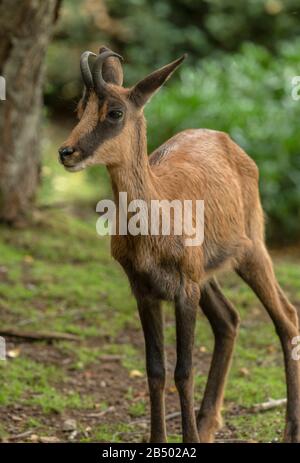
left=284, top=421, right=300, bottom=443
left=197, top=413, right=222, bottom=443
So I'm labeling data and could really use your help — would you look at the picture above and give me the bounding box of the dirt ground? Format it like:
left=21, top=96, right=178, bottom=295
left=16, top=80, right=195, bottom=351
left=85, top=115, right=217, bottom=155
left=1, top=329, right=252, bottom=443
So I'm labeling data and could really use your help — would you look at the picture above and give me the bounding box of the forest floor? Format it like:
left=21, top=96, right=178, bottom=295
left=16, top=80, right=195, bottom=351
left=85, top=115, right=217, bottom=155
left=0, top=123, right=300, bottom=443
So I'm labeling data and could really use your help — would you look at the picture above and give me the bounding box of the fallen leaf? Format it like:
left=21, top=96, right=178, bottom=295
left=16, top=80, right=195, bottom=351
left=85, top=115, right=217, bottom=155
left=7, top=348, right=21, bottom=359
left=129, top=369, right=144, bottom=378
left=168, top=386, right=177, bottom=394
left=239, top=367, right=250, bottom=377
left=23, top=255, right=34, bottom=264
left=11, top=415, right=22, bottom=422
left=30, top=434, right=39, bottom=443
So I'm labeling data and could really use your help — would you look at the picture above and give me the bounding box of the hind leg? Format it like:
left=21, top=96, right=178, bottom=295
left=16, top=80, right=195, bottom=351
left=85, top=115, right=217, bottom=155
left=197, top=278, right=240, bottom=442
left=237, top=242, right=300, bottom=442
left=276, top=283, right=299, bottom=330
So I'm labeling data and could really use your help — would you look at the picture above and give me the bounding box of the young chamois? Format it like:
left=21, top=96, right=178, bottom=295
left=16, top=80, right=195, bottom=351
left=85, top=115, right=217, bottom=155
left=59, top=47, right=300, bottom=443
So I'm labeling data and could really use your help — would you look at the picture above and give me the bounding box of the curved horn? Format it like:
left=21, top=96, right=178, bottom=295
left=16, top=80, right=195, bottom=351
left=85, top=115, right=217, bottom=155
left=92, top=50, right=123, bottom=97
left=99, top=46, right=124, bottom=86
left=80, top=51, right=96, bottom=89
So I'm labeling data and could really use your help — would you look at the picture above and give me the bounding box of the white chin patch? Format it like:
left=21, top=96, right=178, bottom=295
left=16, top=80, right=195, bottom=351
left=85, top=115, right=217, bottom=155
left=65, top=162, right=86, bottom=173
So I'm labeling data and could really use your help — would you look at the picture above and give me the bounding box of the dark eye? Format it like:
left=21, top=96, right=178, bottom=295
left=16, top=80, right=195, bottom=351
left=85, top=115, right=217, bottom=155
left=107, top=109, right=124, bottom=121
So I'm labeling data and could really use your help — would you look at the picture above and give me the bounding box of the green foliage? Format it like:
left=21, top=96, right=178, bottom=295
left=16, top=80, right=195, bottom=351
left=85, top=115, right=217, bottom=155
left=145, top=40, right=300, bottom=241
left=129, top=400, right=146, bottom=417
left=106, top=0, right=300, bottom=78
left=46, top=0, right=300, bottom=107
left=44, top=1, right=300, bottom=241
left=44, top=2, right=300, bottom=241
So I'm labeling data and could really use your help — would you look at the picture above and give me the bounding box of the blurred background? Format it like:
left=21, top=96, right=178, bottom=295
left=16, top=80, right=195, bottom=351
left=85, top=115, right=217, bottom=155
left=0, top=0, right=300, bottom=444
left=48, top=0, right=300, bottom=243
left=1, top=0, right=300, bottom=241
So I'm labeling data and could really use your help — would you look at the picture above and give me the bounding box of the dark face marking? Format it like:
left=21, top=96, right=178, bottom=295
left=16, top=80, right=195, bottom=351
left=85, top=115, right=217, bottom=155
left=76, top=98, right=126, bottom=161
left=61, top=92, right=128, bottom=170
left=60, top=52, right=186, bottom=171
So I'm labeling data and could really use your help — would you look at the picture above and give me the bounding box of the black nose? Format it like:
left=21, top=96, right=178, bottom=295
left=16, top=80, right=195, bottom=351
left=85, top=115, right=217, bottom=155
left=59, top=146, right=75, bottom=160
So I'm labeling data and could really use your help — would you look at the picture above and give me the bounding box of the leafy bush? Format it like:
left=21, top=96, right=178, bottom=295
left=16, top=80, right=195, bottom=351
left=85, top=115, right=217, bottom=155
left=46, top=0, right=300, bottom=111
left=145, top=40, right=300, bottom=242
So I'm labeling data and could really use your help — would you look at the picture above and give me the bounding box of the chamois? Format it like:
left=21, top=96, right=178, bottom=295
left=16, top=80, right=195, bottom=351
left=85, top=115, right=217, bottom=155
left=59, top=47, right=300, bottom=443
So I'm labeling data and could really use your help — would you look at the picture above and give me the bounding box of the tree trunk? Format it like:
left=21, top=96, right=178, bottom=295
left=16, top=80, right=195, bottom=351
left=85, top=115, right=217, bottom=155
left=0, top=0, right=61, bottom=224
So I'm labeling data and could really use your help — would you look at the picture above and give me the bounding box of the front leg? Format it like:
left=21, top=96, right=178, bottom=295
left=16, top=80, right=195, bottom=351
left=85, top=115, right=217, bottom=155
left=174, top=282, right=200, bottom=443
left=137, top=295, right=167, bottom=443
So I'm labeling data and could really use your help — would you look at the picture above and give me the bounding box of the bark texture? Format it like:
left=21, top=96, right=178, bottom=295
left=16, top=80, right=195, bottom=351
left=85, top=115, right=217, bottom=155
left=0, top=0, right=60, bottom=223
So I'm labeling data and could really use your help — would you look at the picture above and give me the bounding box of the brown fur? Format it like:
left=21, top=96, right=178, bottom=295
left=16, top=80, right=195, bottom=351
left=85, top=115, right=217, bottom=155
left=59, top=50, right=300, bottom=443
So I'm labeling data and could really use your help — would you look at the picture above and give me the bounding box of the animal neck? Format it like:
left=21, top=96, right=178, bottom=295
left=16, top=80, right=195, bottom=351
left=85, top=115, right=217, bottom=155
left=107, top=116, right=156, bottom=205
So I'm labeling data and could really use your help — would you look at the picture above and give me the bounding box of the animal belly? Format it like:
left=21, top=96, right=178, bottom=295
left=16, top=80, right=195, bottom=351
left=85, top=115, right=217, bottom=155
left=128, top=265, right=180, bottom=301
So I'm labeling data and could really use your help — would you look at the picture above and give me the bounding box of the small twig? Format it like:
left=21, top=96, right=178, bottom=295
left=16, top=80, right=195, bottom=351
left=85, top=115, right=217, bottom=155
left=215, top=439, right=257, bottom=443
left=165, top=411, right=182, bottom=421
left=84, top=406, right=115, bottom=418
left=135, top=398, right=287, bottom=428
left=250, top=398, right=287, bottom=413
left=0, top=328, right=80, bottom=342
left=135, top=409, right=187, bottom=425
left=8, top=430, right=34, bottom=441
left=99, top=355, right=123, bottom=362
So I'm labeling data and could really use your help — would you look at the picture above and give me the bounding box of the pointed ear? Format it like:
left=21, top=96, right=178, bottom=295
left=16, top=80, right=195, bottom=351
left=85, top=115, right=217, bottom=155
left=99, top=46, right=123, bottom=86
left=129, top=54, right=187, bottom=108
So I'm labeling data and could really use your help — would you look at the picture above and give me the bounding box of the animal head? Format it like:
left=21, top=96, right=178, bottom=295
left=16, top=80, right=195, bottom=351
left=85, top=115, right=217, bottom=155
left=58, top=46, right=186, bottom=171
